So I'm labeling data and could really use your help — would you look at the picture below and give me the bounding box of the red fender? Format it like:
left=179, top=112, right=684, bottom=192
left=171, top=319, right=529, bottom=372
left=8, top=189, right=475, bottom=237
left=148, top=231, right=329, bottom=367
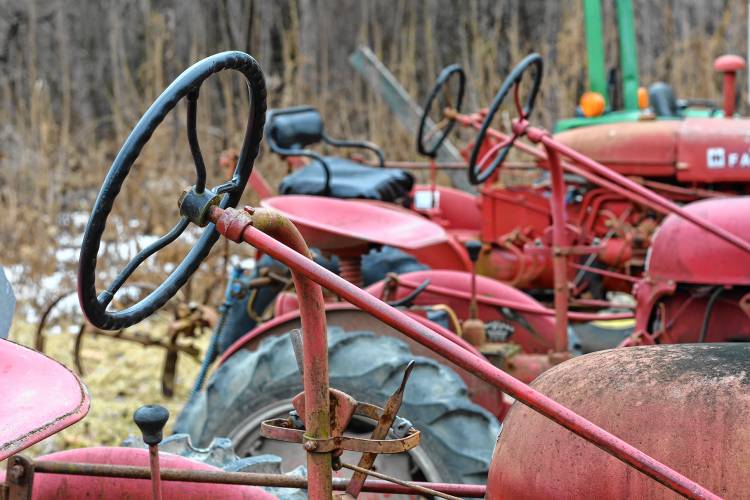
left=2, top=447, right=275, bottom=499
left=366, top=270, right=557, bottom=354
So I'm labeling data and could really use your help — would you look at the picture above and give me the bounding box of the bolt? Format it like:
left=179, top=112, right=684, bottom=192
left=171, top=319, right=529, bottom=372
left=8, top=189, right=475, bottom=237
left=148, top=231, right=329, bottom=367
left=8, top=464, right=25, bottom=482
left=244, top=205, right=255, bottom=214
left=304, top=441, right=318, bottom=451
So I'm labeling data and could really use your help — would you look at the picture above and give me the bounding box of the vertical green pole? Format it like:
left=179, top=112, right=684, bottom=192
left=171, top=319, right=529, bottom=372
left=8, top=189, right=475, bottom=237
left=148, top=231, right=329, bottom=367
left=584, top=0, right=608, bottom=103
left=616, top=0, right=639, bottom=110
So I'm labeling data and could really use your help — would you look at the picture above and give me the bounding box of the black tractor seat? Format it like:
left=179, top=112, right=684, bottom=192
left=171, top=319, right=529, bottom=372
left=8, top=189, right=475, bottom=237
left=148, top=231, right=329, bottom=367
left=266, top=106, right=413, bottom=201
left=279, top=157, right=413, bottom=201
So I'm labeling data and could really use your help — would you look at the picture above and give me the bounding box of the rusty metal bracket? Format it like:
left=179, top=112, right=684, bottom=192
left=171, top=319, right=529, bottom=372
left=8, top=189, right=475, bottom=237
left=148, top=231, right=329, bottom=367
left=5, top=456, right=34, bottom=500
left=346, top=360, right=415, bottom=497
left=260, top=391, right=420, bottom=455
left=261, top=418, right=420, bottom=454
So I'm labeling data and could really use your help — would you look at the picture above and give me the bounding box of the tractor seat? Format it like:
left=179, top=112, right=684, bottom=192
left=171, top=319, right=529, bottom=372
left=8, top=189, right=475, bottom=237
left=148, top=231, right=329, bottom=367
left=267, top=105, right=413, bottom=201
left=648, top=82, right=680, bottom=117
left=279, top=157, right=414, bottom=202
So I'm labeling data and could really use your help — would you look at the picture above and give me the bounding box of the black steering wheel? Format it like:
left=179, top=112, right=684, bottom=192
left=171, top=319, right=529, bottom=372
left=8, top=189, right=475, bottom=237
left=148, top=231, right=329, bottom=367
left=468, top=53, right=543, bottom=185
left=417, top=64, right=466, bottom=158
left=78, top=51, right=267, bottom=331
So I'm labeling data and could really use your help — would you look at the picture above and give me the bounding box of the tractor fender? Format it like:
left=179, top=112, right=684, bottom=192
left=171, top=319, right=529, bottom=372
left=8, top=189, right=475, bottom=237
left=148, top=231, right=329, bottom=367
left=1, top=447, right=274, bottom=499
left=269, top=270, right=557, bottom=355
left=647, top=196, right=750, bottom=286
left=217, top=303, right=508, bottom=419
left=366, top=269, right=557, bottom=354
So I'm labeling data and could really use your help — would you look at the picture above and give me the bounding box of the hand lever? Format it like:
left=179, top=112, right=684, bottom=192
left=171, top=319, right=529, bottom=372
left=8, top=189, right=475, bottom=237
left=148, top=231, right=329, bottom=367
left=345, top=360, right=416, bottom=497
left=134, top=404, right=169, bottom=500
left=463, top=240, right=487, bottom=346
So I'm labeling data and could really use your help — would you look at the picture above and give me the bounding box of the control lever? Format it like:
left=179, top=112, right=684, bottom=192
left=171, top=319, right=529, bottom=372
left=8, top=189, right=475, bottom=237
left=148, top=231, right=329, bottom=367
left=345, top=360, right=416, bottom=497
left=462, top=240, right=486, bottom=346
left=134, top=404, right=169, bottom=500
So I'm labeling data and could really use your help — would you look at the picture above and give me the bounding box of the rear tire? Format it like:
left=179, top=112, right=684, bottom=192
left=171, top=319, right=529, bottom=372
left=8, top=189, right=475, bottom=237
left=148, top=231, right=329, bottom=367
left=176, top=327, right=500, bottom=486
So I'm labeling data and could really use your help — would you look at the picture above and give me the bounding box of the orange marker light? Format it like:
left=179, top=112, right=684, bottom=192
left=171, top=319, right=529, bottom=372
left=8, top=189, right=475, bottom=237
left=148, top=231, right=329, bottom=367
left=638, top=86, right=649, bottom=109
left=580, top=91, right=606, bottom=117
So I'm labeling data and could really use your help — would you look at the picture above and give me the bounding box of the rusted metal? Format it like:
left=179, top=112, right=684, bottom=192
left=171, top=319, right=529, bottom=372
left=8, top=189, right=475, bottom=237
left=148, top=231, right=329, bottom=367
left=5, top=456, right=33, bottom=500
left=340, top=461, right=462, bottom=500
left=36, top=285, right=205, bottom=397
left=544, top=142, right=570, bottom=353
left=261, top=417, right=420, bottom=454
left=261, top=394, right=420, bottom=455
left=337, top=254, right=363, bottom=285
left=535, top=129, right=750, bottom=255
left=147, top=445, right=163, bottom=500
left=233, top=205, right=333, bottom=499
left=458, top=108, right=750, bottom=254
left=214, top=208, right=719, bottom=499
left=290, top=388, right=357, bottom=442
left=28, top=459, right=486, bottom=497
left=488, top=344, right=750, bottom=498
left=346, top=361, right=416, bottom=497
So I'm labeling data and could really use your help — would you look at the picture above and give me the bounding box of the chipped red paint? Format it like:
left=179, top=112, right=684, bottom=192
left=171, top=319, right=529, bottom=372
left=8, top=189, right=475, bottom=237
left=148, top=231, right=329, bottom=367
left=0, top=340, right=90, bottom=461
left=488, top=345, right=749, bottom=498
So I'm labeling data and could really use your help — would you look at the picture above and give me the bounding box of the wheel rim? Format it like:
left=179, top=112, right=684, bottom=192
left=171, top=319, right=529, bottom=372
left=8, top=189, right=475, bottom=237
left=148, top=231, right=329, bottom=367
left=228, top=399, right=442, bottom=499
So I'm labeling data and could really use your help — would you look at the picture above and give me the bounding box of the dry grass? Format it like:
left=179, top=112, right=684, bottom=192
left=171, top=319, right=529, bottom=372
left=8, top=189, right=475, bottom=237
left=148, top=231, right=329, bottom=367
left=10, top=316, right=209, bottom=456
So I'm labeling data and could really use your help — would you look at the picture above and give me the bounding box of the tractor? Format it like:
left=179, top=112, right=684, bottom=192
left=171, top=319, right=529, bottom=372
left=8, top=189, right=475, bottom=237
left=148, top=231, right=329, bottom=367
left=174, top=53, right=750, bottom=491
left=1, top=51, right=748, bottom=499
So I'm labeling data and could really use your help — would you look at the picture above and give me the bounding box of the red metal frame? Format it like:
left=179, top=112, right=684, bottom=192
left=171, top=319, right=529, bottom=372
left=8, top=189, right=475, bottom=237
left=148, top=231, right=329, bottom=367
left=209, top=204, right=719, bottom=499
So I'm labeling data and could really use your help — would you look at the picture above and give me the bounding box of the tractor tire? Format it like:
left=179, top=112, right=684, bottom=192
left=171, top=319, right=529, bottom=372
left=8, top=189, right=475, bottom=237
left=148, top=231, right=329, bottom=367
left=176, top=327, right=500, bottom=487
left=217, top=247, right=427, bottom=354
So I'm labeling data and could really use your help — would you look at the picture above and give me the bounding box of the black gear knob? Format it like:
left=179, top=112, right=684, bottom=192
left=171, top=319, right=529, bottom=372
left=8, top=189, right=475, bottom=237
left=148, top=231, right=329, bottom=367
left=134, top=404, right=170, bottom=445
left=465, top=240, right=483, bottom=263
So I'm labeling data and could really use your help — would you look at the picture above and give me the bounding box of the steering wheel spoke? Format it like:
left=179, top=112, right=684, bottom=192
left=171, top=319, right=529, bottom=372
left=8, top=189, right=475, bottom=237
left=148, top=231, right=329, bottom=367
left=476, top=135, right=517, bottom=173
left=98, top=216, right=191, bottom=308
left=186, top=90, right=208, bottom=194
left=78, top=51, right=267, bottom=331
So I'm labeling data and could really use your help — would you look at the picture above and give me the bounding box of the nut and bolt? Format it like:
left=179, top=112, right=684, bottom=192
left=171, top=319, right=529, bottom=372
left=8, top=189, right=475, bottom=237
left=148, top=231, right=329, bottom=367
left=303, top=441, right=318, bottom=451
left=8, top=464, right=25, bottom=482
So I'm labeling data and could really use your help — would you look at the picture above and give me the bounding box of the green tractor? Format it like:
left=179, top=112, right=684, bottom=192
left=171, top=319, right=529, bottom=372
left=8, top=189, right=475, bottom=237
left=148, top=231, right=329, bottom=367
left=555, top=0, right=741, bottom=132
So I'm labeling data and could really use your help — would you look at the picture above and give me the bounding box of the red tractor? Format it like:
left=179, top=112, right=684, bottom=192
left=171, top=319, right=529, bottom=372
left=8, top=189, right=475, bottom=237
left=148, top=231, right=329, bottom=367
left=231, top=52, right=750, bottom=349
left=4, top=52, right=749, bottom=499
left=169, top=54, right=750, bottom=490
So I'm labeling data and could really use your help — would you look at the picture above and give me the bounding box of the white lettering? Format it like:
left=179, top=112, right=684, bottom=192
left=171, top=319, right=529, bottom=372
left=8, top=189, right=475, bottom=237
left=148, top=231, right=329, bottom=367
left=728, top=152, right=739, bottom=167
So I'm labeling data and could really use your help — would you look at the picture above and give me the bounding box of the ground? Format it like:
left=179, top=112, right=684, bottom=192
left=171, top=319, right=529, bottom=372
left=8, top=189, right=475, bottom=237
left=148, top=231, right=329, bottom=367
left=9, top=317, right=209, bottom=456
